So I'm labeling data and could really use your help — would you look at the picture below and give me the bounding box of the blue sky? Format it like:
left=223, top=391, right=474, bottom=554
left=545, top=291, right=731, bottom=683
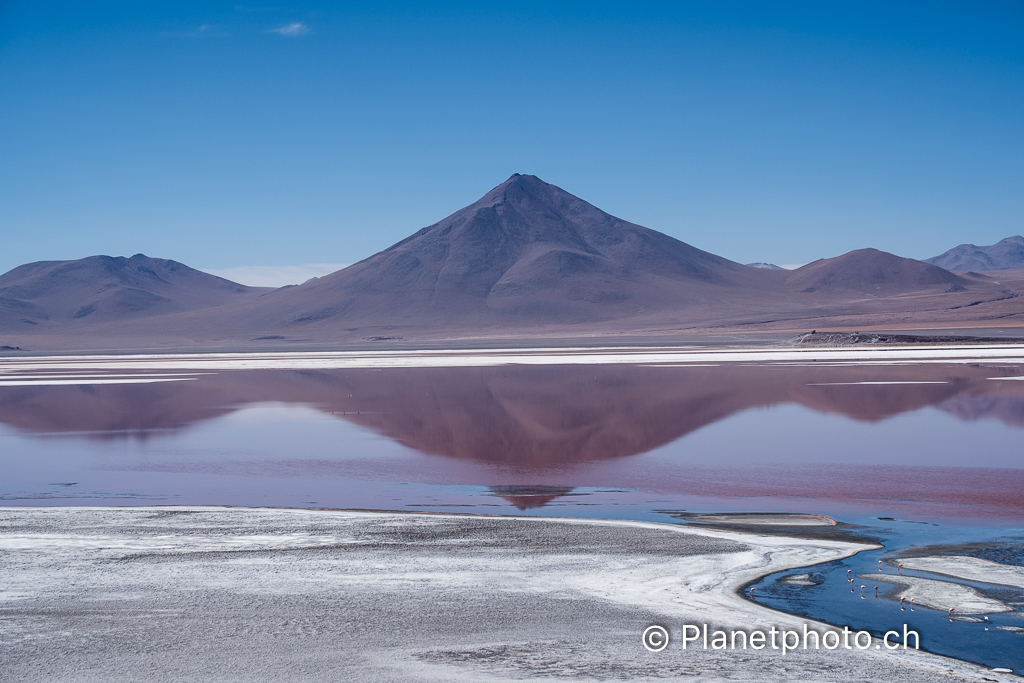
left=2, top=1, right=1022, bottom=285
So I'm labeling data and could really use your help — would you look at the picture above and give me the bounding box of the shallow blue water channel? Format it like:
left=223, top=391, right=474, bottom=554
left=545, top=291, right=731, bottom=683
left=745, top=516, right=1024, bottom=673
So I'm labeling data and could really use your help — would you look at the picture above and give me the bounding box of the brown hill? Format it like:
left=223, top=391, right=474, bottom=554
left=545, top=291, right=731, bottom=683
left=786, top=248, right=969, bottom=296
left=0, top=254, right=267, bottom=333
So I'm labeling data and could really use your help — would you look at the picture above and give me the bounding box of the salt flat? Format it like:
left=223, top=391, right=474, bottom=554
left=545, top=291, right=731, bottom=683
left=899, top=556, right=1024, bottom=590
left=0, top=507, right=1016, bottom=682
left=2, top=343, right=1024, bottom=379
left=858, top=574, right=1011, bottom=615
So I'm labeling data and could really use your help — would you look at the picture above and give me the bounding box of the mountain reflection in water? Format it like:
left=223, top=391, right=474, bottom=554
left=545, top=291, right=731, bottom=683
left=1, top=363, right=1022, bottom=518
left=3, top=364, right=1024, bottom=448
left=487, top=486, right=579, bottom=510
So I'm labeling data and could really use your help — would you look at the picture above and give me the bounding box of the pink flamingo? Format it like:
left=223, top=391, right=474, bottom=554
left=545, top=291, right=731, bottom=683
left=948, top=607, right=955, bottom=622
left=898, top=563, right=904, bottom=576
left=910, top=597, right=915, bottom=612
left=984, top=616, right=989, bottom=631
left=874, top=585, right=879, bottom=598
left=900, top=597, right=906, bottom=611
left=878, top=560, right=884, bottom=572
left=860, top=584, right=866, bottom=599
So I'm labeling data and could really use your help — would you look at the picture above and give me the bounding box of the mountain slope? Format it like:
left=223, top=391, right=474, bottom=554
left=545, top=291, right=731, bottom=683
left=0, top=254, right=265, bottom=332
left=925, top=236, right=1024, bottom=272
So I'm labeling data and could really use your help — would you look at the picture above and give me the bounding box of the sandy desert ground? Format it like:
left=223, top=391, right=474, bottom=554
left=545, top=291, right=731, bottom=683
left=0, top=507, right=1018, bottom=682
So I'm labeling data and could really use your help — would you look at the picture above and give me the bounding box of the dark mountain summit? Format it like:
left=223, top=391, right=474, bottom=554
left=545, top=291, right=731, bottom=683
left=252, top=174, right=786, bottom=331
left=925, top=236, right=1024, bottom=272
left=0, top=254, right=264, bottom=332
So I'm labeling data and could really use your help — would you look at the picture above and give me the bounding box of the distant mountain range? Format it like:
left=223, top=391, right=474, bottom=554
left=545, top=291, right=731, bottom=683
left=1, top=175, right=1022, bottom=349
left=925, top=235, right=1024, bottom=272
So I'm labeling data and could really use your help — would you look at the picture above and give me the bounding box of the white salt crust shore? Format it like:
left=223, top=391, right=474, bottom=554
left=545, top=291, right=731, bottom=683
left=858, top=574, right=1012, bottom=615
left=900, top=556, right=1024, bottom=590
left=1, top=344, right=1024, bottom=377
left=0, top=507, right=1018, bottom=682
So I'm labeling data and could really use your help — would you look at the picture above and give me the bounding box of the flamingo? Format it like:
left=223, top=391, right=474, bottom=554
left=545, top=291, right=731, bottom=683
left=878, top=560, right=883, bottom=572
left=860, top=584, right=866, bottom=599
left=910, top=597, right=915, bottom=612
left=874, top=585, right=879, bottom=599
left=984, top=616, right=989, bottom=631
left=948, top=607, right=955, bottom=622
left=897, top=563, right=904, bottom=576
left=900, top=597, right=906, bottom=611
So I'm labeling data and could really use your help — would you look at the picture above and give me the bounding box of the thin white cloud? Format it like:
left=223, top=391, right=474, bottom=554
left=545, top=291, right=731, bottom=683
left=267, top=22, right=310, bottom=37
left=202, top=263, right=348, bottom=288
left=161, top=24, right=231, bottom=38
left=778, top=263, right=807, bottom=270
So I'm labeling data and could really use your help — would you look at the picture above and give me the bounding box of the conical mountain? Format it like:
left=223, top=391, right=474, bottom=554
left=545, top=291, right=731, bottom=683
left=253, top=174, right=785, bottom=332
